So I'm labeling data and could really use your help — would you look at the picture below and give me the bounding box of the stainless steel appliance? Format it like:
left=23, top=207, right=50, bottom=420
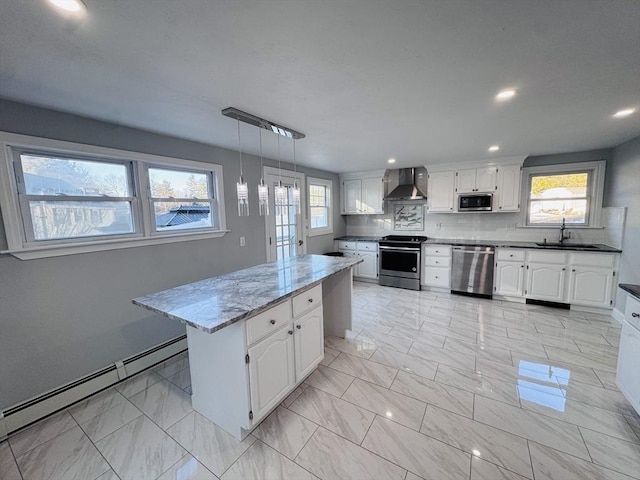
left=458, top=193, right=493, bottom=211
left=451, top=245, right=495, bottom=297
left=378, top=235, right=428, bottom=290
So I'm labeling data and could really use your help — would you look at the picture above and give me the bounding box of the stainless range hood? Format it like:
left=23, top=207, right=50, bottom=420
left=384, top=167, right=428, bottom=201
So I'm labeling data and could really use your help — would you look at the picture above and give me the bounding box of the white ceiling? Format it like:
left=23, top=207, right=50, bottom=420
left=1, top=0, right=639, bottom=173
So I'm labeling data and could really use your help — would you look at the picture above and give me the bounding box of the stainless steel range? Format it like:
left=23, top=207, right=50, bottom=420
left=378, top=235, right=428, bottom=290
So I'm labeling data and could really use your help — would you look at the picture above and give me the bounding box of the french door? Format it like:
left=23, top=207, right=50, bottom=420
left=264, top=167, right=305, bottom=262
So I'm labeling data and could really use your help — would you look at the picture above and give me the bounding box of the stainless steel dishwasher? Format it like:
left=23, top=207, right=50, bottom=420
left=451, top=245, right=495, bottom=297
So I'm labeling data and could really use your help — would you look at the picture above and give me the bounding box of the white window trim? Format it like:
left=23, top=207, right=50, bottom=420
left=519, top=160, right=606, bottom=228
left=307, top=176, right=333, bottom=237
left=0, top=132, right=228, bottom=260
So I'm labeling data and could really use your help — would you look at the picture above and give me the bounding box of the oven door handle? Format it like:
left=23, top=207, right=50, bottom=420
left=379, top=246, right=420, bottom=251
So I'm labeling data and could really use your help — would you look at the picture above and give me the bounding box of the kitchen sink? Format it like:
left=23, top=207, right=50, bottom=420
left=535, top=242, right=599, bottom=249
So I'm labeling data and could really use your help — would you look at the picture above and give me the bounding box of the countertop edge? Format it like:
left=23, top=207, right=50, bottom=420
left=619, top=284, right=640, bottom=301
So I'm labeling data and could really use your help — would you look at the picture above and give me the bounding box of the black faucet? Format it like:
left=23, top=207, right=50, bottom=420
left=558, top=217, right=571, bottom=244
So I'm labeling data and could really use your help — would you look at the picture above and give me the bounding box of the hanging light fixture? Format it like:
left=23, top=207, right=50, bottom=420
left=257, top=129, right=269, bottom=216
left=291, top=138, right=301, bottom=215
left=236, top=120, right=249, bottom=216
left=274, top=135, right=287, bottom=216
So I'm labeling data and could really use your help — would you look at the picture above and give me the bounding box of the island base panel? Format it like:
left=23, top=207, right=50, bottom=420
left=322, top=268, right=354, bottom=338
left=186, top=322, right=253, bottom=439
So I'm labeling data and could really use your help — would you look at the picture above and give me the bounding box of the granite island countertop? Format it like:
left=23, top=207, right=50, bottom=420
left=619, top=284, right=640, bottom=301
left=133, top=254, right=363, bottom=334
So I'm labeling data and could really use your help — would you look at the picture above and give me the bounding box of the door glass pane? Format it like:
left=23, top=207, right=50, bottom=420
left=275, top=185, right=298, bottom=260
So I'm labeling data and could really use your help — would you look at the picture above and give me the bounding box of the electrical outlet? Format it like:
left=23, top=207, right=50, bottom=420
left=240, top=236, right=246, bottom=247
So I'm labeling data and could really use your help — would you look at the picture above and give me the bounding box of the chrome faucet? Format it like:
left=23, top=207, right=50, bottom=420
left=558, top=217, right=571, bottom=244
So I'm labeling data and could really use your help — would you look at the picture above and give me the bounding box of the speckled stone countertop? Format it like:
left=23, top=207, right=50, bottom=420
left=424, top=238, right=621, bottom=252
left=620, top=284, right=640, bottom=301
left=334, top=236, right=382, bottom=242
left=133, top=254, right=363, bottom=334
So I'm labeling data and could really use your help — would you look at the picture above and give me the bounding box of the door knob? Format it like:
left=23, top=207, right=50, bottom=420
left=288, top=330, right=293, bottom=335
left=296, top=324, right=301, bottom=329
left=298, top=240, right=304, bottom=246
left=270, top=319, right=276, bottom=325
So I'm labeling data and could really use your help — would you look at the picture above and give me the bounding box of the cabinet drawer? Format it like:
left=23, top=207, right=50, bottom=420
left=527, top=250, right=567, bottom=264
left=625, top=295, right=640, bottom=330
left=497, top=249, right=525, bottom=262
left=570, top=253, right=616, bottom=268
left=423, top=267, right=450, bottom=288
left=423, top=245, right=451, bottom=257
left=357, top=242, right=378, bottom=252
left=292, top=284, right=323, bottom=318
left=337, top=241, right=356, bottom=250
left=424, top=256, right=451, bottom=268
left=246, top=300, right=292, bottom=346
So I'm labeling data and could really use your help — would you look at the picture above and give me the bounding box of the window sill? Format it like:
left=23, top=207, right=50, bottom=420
left=308, top=228, right=334, bottom=238
left=1, top=230, right=230, bottom=260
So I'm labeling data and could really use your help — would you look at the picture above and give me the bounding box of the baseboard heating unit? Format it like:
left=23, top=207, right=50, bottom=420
left=0, top=335, right=187, bottom=440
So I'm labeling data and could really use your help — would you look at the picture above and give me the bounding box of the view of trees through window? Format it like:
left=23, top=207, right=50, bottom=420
left=529, top=172, right=589, bottom=224
left=309, top=184, right=329, bottom=228
left=20, top=154, right=134, bottom=240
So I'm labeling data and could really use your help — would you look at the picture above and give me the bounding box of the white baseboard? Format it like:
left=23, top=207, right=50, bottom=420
left=611, top=307, right=624, bottom=325
left=0, top=335, right=187, bottom=440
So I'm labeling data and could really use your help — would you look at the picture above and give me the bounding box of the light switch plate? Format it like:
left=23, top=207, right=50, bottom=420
left=240, top=236, right=246, bottom=247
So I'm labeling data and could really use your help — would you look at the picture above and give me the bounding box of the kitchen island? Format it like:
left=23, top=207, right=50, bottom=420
left=133, top=254, right=362, bottom=439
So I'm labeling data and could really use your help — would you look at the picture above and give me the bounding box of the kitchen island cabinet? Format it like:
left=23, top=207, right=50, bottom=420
left=133, top=254, right=361, bottom=439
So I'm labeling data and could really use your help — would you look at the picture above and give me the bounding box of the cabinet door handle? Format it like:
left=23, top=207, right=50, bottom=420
left=288, top=330, right=293, bottom=335
left=296, top=324, right=302, bottom=329
left=632, top=312, right=639, bottom=318
left=572, top=269, right=576, bottom=272
left=308, top=298, right=314, bottom=303
left=270, top=319, right=276, bottom=325
left=562, top=268, right=566, bottom=271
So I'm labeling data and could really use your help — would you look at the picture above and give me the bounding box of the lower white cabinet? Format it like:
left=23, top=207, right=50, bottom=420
left=248, top=326, right=296, bottom=421
left=338, top=240, right=378, bottom=280
left=495, top=261, right=525, bottom=296
left=294, top=305, right=324, bottom=380
left=617, top=294, right=640, bottom=415
left=422, top=245, right=452, bottom=289
left=568, top=267, right=613, bottom=307
left=357, top=252, right=378, bottom=279
left=526, top=262, right=566, bottom=302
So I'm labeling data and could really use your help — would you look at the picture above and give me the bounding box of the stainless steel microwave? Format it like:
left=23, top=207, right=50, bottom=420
left=458, top=193, right=493, bottom=211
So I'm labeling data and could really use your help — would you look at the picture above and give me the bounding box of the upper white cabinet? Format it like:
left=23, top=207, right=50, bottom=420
left=427, top=170, right=456, bottom=212
left=340, top=171, right=385, bottom=215
left=496, top=164, right=522, bottom=212
left=456, top=167, right=497, bottom=193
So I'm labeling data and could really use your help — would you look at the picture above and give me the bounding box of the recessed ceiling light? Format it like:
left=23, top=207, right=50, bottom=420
left=613, top=108, right=636, bottom=118
left=388, top=158, right=396, bottom=164
left=496, top=89, right=517, bottom=101
left=488, top=145, right=500, bottom=152
left=48, top=0, right=86, bottom=13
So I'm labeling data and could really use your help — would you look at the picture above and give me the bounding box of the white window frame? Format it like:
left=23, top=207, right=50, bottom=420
left=519, top=160, right=606, bottom=228
left=0, top=132, right=227, bottom=259
left=307, top=177, right=333, bottom=237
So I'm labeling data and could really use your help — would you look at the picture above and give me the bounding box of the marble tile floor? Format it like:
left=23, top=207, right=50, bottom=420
left=2, top=281, right=640, bottom=480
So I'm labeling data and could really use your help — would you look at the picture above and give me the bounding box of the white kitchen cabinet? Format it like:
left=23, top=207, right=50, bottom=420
left=496, top=164, right=522, bottom=212
left=617, top=294, right=640, bottom=415
left=294, top=305, right=324, bottom=381
left=357, top=252, right=378, bottom=279
left=340, top=171, right=385, bottom=215
left=495, top=261, right=525, bottom=297
left=427, top=170, right=455, bottom=212
left=526, top=262, right=566, bottom=302
left=248, top=325, right=296, bottom=421
left=568, top=267, right=613, bottom=308
left=342, top=179, right=362, bottom=214
left=455, top=167, right=497, bottom=193
left=337, top=240, right=378, bottom=280
left=422, top=245, right=452, bottom=289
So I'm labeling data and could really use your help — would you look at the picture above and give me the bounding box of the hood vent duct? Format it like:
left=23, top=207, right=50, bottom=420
left=384, top=167, right=428, bottom=201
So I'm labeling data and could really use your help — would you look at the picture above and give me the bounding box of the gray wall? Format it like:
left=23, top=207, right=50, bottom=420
left=603, top=135, right=640, bottom=311
left=0, top=99, right=345, bottom=409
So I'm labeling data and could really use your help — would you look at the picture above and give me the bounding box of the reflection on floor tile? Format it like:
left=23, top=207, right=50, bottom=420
left=129, top=379, right=193, bottom=429
left=9, top=410, right=77, bottom=457
left=303, top=365, right=355, bottom=397
left=328, top=352, right=398, bottom=388
left=296, top=426, right=406, bottom=480
left=156, top=454, right=217, bottom=480
left=370, top=348, right=438, bottom=380
left=78, top=397, right=142, bottom=442
left=221, top=440, right=314, bottom=480
left=470, top=456, right=529, bottom=480
left=16, top=426, right=109, bottom=480
left=115, top=369, right=164, bottom=398
left=580, top=427, right=640, bottom=478
left=252, top=406, right=317, bottom=460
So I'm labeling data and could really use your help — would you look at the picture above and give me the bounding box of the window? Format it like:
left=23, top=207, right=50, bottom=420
left=522, top=161, right=605, bottom=227
left=0, top=132, right=227, bottom=259
left=307, top=177, right=333, bottom=236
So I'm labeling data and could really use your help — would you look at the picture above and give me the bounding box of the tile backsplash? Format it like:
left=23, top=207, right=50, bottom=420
left=345, top=206, right=625, bottom=249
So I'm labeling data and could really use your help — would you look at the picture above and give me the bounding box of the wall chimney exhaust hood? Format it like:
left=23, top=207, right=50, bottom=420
left=384, top=167, right=428, bottom=201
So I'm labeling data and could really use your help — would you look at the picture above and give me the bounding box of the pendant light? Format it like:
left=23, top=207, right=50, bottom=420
left=236, top=120, right=249, bottom=216
left=291, top=138, right=301, bottom=215
left=257, top=128, right=269, bottom=216
left=274, top=135, right=287, bottom=216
